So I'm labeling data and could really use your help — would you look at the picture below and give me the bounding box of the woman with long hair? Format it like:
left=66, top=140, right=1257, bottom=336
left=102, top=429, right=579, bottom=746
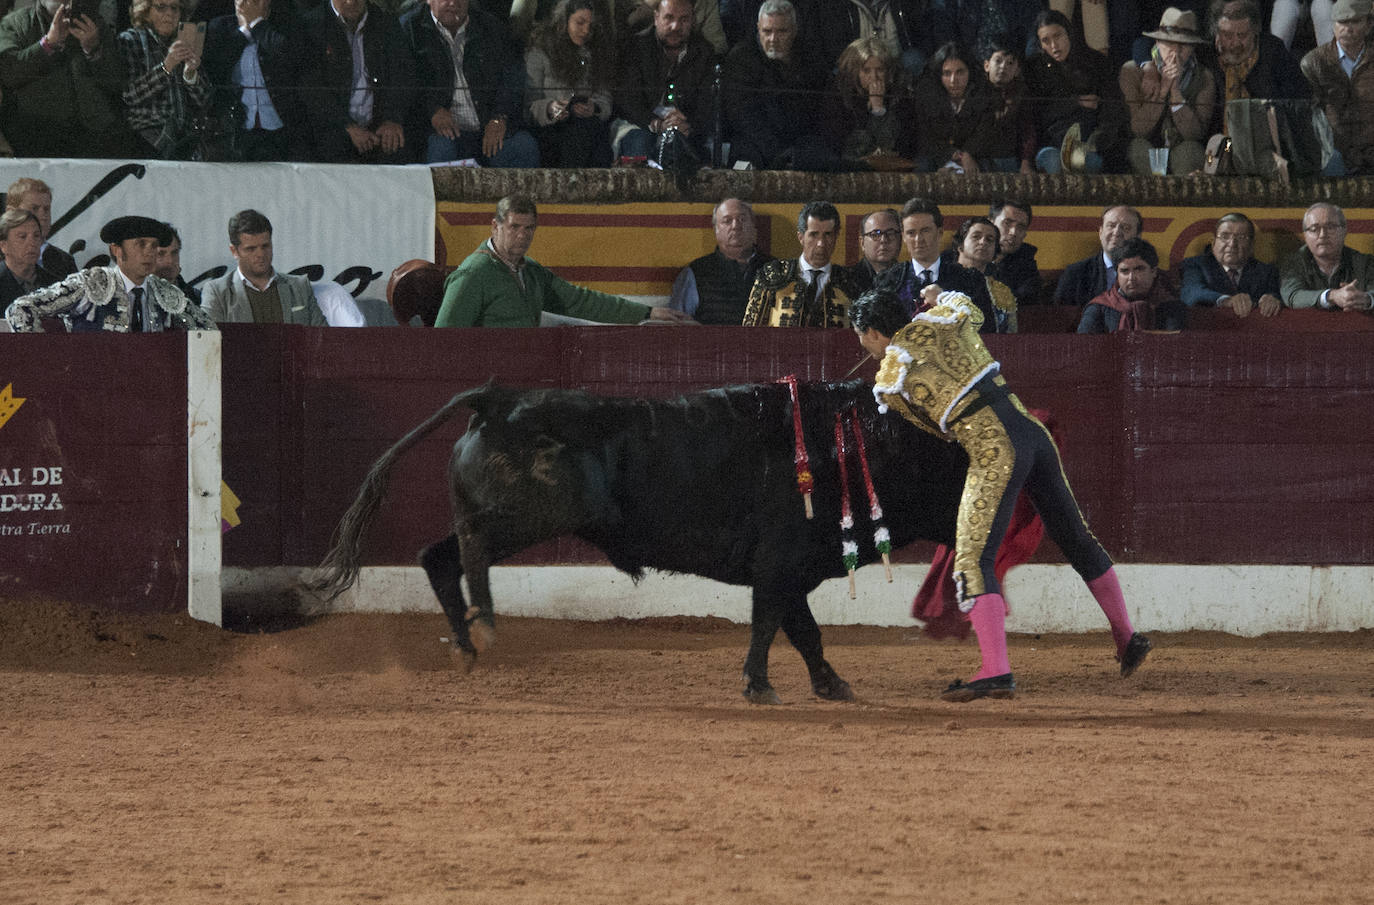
left=910, top=41, right=998, bottom=174
left=118, top=0, right=211, bottom=159
left=824, top=36, right=916, bottom=170
left=1024, top=8, right=1126, bottom=173
left=525, top=0, right=615, bottom=167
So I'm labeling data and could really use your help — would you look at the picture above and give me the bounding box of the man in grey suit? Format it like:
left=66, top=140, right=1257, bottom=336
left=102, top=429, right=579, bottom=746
left=202, top=210, right=327, bottom=325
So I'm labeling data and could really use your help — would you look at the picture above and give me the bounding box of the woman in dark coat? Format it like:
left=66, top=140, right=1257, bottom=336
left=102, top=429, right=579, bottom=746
left=1023, top=8, right=1126, bottom=173
left=823, top=36, right=917, bottom=171
left=909, top=41, right=999, bottom=173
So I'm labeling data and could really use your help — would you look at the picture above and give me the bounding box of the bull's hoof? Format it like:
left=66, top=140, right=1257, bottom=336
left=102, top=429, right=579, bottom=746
left=470, top=618, right=496, bottom=653
left=742, top=680, right=782, bottom=706
left=452, top=644, right=477, bottom=673
left=813, top=675, right=855, bottom=702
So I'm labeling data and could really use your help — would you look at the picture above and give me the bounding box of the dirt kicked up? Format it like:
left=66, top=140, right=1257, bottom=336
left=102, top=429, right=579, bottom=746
left=2, top=599, right=1372, bottom=905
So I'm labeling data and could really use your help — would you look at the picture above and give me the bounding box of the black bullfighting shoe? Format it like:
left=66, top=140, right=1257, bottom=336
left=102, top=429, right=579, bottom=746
left=1118, top=632, right=1153, bottom=678
left=940, top=673, right=1016, bottom=702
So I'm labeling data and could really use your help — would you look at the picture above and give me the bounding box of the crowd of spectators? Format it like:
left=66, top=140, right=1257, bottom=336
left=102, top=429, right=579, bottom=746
left=1, top=0, right=1370, bottom=174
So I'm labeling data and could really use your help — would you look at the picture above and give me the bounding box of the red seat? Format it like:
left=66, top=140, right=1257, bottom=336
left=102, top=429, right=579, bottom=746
left=386, top=260, right=449, bottom=327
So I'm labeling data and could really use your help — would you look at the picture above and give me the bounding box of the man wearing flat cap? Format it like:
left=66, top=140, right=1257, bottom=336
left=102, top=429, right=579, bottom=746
left=1119, top=8, right=1216, bottom=175
left=4, top=215, right=216, bottom=332
left=1302, top=0, right=1374, bottom=175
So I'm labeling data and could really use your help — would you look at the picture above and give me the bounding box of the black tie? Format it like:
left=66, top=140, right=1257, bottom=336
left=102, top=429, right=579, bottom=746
left=1227, top=268, right=1240, bottom=290
left=920, top=269, right=933, bottom=288
left=130, top=287, right=144, bottom=332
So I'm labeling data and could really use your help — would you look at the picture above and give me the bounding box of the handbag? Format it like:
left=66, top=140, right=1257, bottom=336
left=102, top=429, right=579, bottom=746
left=1204, top=133, right=1233, bottom=176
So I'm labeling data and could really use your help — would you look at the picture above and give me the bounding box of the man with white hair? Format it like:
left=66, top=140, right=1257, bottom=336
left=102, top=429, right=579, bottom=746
left=668, top=198, right=772, bottom=324
left=720, top=0, right=830, bottom=169
left=1281, top=202, right=1374, bottom=312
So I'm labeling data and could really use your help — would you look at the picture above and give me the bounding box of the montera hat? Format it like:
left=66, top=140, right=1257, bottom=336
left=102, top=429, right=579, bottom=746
left=99, top=215, right=173, bottom=245
left=1142, top=8, right=1208, bottom=44
left=1332, top=0, right=1373, bottom=22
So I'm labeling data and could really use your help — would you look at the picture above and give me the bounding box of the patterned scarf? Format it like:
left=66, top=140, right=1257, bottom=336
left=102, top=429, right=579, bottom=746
left=1221, top=45, right=1258, bottom=136
left=1223, top=45, right=1258, bottom=102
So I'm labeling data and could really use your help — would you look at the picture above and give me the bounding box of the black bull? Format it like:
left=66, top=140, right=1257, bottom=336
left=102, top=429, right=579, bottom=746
left=314, top=380, right=969, bottom=703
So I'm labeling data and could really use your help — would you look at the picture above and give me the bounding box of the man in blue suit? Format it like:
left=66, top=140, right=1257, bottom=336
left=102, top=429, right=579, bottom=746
left=1179, top=212, right=1281, bottom=319
left=1054, top=205, right=1141, bottom=306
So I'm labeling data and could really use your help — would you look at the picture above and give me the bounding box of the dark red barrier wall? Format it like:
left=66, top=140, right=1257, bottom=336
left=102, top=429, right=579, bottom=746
left=220, top=325, right=1374, bottom=570
left=1, top=334, right=189, bottom=608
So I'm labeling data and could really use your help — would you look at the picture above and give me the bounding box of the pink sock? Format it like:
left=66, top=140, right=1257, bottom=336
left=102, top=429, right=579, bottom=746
left=968, top=594, right=1012, bottom=680
left=1087, top=567, right=1134, bottom=653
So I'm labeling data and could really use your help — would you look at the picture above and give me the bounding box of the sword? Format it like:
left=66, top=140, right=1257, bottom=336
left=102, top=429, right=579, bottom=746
left=841, top=352, right=874, bottom=380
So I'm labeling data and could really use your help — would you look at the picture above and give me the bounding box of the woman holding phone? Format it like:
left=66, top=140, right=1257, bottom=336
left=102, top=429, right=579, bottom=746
left=118, top=0, right=210, bottom=159
left=524, top=0, right=614, bottom=167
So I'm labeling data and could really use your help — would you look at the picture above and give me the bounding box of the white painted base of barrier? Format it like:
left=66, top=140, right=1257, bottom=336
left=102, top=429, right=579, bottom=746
left=227, top=563, right=1374, bottom=636
left=187, top=331, right=222, bottom=627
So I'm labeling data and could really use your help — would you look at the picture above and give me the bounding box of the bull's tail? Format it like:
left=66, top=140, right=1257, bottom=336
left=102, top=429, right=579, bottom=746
left=311, top=382, right=495, bottom=600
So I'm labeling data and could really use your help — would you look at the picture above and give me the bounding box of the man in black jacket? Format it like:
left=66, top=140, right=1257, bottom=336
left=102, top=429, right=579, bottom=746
left=988, top=198, right=1042, bottom=307
left=400, top=0, right=537, bottom=166
left=723, top=0, right=930, bottom=75
left=668, top=198, right=771, bottom=324
left=720, top=0, right=831, bottom=170
left=892, top=197, right=1000, bottom=332
left=614, top=0, right=717, bottom=162
left=1054, top=204, right=1141, bottom=306
left=203, top=0, right=307, bottom=161
left=300, top=0, right=415, bottom=163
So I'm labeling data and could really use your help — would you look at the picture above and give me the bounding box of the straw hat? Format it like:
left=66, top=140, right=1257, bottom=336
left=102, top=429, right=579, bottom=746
left=1142, top=7, right=1208, bottom=44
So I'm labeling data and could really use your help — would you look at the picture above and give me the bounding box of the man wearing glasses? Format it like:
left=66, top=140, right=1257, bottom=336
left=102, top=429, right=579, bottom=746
left=852, top=208, right=903, bottom=293
left=1180, top=212, right=1281, bottom=318
left=1281, top=202, right=1374, bottom=312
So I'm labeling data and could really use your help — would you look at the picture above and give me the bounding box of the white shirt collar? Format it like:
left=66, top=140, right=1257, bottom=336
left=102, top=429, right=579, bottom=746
left=432, top=10, right=467, bottom=41
left=333, top=2, right=368, bottom=33
left=117, top=268, right=144, bottom=294
left=237, top=267, right=278, bottom=291
left=798, top=258, right=831, bottom=281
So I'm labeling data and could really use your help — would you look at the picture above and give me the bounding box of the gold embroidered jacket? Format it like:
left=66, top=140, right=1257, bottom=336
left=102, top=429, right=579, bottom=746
left=741, top=259, right=863, bottom=327
left=872, top=291, right=1000, bottom=438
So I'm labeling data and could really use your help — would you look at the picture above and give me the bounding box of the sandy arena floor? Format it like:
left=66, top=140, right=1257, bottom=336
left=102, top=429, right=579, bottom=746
left=2, top=598, right=1372, bottom=905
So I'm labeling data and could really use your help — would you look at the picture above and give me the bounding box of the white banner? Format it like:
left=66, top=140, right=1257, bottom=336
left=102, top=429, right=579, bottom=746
left=0, top=158, right=435, bottom=316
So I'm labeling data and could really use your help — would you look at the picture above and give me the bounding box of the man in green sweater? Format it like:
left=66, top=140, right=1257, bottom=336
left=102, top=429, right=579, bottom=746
left=435, top=194, right=694, bottom=327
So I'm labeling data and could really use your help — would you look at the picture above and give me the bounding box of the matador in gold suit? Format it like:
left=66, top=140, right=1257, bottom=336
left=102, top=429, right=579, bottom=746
left=741, top=259, right=865, bottom=326
left=852, top=287, right=1151, bottom=701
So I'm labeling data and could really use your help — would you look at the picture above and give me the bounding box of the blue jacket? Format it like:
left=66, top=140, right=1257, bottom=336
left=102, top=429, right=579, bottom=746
left=1179, top=250, right=1280, bottom=307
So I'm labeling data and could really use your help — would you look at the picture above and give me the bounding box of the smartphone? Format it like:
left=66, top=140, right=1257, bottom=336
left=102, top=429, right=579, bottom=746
left=67, top=0, right=101, bottom=22
left=178, top=20, right=205, bottom=56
